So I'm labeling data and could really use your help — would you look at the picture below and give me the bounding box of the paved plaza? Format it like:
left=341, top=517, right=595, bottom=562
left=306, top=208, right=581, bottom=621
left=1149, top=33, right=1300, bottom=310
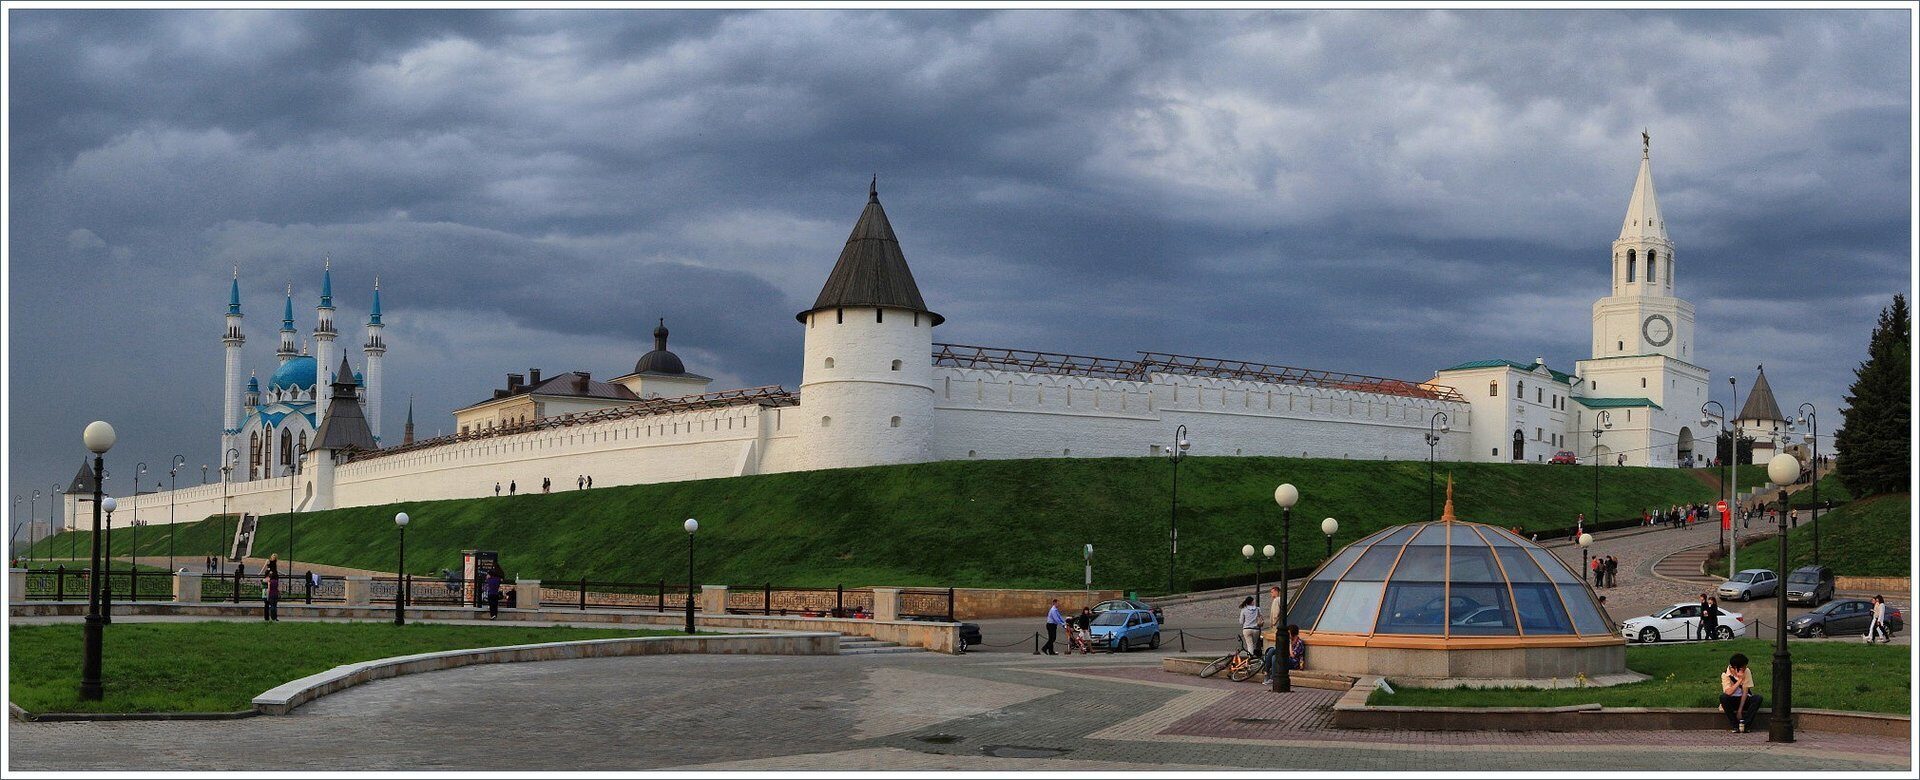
left=8, top=646, right=1909, bottom=771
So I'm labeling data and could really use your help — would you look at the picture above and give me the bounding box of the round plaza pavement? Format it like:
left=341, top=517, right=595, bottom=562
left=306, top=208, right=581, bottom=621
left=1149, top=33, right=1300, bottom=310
left=8, top=642, right=1909, bottom=771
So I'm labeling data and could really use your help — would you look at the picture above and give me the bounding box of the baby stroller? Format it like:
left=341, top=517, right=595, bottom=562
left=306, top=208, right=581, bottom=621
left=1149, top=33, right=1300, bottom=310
left=1068, top=624, right=1094, bottom=655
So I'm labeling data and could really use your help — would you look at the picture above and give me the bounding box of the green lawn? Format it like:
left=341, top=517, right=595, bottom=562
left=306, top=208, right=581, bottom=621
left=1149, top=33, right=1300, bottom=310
left=1730, top=493, right=1910, bottom=577
left=1367, top=639, right=1909, bottom=714
left=7, top=621, right=684, bottom=714
left=29, top=457, right=1745, bottom=594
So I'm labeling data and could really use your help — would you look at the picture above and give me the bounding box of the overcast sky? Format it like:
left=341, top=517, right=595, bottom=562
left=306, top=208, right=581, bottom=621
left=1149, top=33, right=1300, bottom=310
left=7, top=8, right=1911, bottom=527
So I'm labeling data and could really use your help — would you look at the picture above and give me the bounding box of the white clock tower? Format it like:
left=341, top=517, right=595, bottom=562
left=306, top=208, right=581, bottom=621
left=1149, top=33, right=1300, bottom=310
left=1573, top=135, right=1711, bottom=467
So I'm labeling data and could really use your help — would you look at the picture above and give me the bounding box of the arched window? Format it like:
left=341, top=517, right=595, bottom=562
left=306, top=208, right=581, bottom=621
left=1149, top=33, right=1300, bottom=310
left=1517, top=380, right=1525, bottom=396
left=890, top=359, right=902, bottom=371
left=824, top=357, right=835, bottom=369
left=1626, top=249, right=1636, bottom=282
left=1489, top=381, right=1499, bottom=397
left=297, top=431, right=307, bottom=456
left=280, top=429, right=292, bottom=465
left=889, top=416, right=901, bottom=428
left=820, top=416, right=832, bottom=427
left=1648, top=250, right=1657, bottom=283
left=249, top=432, right=262, bottom=480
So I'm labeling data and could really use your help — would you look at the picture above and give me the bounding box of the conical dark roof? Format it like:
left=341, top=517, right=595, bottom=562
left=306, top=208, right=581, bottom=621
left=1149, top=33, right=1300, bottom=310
left=314, top=355, right=379, bottom=452
left=797, top=179, right=942, bottom=325
left=1737, top=365, right=1785, bottom=423
left=67, top=460, right=98, bottom=495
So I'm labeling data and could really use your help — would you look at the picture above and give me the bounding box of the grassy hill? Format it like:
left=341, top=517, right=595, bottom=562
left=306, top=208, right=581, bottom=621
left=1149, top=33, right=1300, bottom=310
left=29, top=456, right=1746, bottom=593
left=1728, top=493, right=1910, bottom=578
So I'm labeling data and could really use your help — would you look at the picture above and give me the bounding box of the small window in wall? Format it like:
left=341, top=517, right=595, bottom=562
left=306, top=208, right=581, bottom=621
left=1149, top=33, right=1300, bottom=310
left=1536, top=427, right=1543, bottom=441
left=1627, top=249, right=1636, bottom=282
left=1492, top=448, right=1500, bottom=457
left=967, top=450, right=977, bottom=458
left=1062, top=449, right=1071, bottom=457
left=889, top=416, right=901, bottom=428
left=1517, top=380, right=1525, bottom=396
left=1536, top=388, right=1542, bottom=403
left=1641, top=377, right=1647, bottom=388
left=1648, top=250, right=1657, bottom=282
left=1489, top=381, right=1499, bottom=397
left=821, top=416, right=832, bottom=427
left=891, top=359, right=902, bottom=371
left=836, top=308, right=844, bottom=324
left=876, top=309, right=884, bottom=323
left=824, top=357, right=835, bottom=369
left=1591, top=380, right=1598, bottom=390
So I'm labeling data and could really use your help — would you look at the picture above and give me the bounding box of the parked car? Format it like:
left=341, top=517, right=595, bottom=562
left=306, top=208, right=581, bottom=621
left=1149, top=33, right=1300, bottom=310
left=1092, top=598, right=1164, bottom=625
left=1088, top=608, right=1161, bottom=652
left=957, top=622, right=983, bottom=651
left=1788, top=599, right=1904, bottom=638
left=1783, top=566, right=1836, bottom=606
left=1717, top=569, right=1778, bottom=601
left=1549, top=450, right=1579, bottom=465
left=1620, top=602, right=1747, bottom=643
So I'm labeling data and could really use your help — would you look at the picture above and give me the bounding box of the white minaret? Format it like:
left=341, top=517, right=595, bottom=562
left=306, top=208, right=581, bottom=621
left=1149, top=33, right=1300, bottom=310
left=792, top=178, right=941, bottom=471
left=277, top=284, right=298, bottom=366
left=221, top=268, right=246, bottom=460
left=362, top=277, right=386, bottom=443
left=313, top=258, right=338, bottom=425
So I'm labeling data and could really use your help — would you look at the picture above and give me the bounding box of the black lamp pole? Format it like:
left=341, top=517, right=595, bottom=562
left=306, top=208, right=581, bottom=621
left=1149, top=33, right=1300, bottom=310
left=132, top=463, right=146, bottom=581
left=1590, top=411, right=1611, bottom=539
left=1425, top=412, right=1448, bottom=522
left=1271, top=484, right=1297, bottom=693
left=1797, top=405, right=1819, bottom=564
left=684, top=518, right=699, bottom=634
left=1167, top=425, right=1189, bottom=594
left=102, top=497, right=115, bottom=624
left=393, top=512, right=409, bottom=626
left=169, top=456, right=185, bottom=574
left=79, top=421, right=115, bottom=702
left=1702, top=401, right=1728, bottom=557
left=289, top=445, right=303, bottom=576
left=1770, top=483, right=1795, bottom=743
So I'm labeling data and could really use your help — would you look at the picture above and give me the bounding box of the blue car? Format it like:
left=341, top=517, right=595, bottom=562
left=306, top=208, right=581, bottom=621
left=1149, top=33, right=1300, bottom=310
left=1089, top=608, right=1161, bottom=652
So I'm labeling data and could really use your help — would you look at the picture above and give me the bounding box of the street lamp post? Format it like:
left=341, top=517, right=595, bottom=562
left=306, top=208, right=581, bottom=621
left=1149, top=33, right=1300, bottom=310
left=1083, top=544, right=1094, bottom=605
left=102, top=497, right=117, bottom=623
left=79, top=421, right=115, bottom=701
left=29, top=490, right=40, bottom=563
left=222, top=448, right=239, bottom=563
left=1425, top=412, right=1449, bottom=522
left=133, top=463, right=147, bottom=576
left=1166, top=426, right=1191, bottom=593
left=1242, top=544, right=1274, bottom=606
left=10, top=495, right=20, bottom=564
left=1321, top=517, right=1339, bottom=559
left=1271, top=483, right=1298, bottom=693
left=683, top=518, right=699, bottom=634
left=1702, top=401, right=1730, bottom=557
left=393, top=512, right=409, bottom=626
left=1590, top=411, right=1613, bottom=534
left=1766, top=454, right=1801, bottom=743
left=1795, top=405, right=1819, bottom=564
left=201, top=464, right=209, bottom=485
left=289, top=444, right=305, bottom=575
left=169, top=455, right=185, bottom=573
left=1578, top=532, right=1594, bottom=584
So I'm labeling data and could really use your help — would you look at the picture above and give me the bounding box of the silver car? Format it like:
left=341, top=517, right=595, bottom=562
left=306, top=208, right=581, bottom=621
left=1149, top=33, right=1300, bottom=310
left=1717, top=569, right=1778, bottom=601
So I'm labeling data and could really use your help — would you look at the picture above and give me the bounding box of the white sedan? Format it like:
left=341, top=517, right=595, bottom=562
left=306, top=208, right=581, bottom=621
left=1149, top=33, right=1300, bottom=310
left=1619, top=602, right=1749, bottom=643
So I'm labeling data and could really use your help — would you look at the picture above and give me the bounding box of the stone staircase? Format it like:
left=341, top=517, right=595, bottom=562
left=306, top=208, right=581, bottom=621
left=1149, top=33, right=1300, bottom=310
left=838, top=635, right=922, bottom=656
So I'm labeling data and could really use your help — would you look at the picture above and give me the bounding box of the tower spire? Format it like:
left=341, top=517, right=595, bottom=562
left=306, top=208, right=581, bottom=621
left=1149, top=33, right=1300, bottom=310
left=1618, top=136, right=1666, bottom=241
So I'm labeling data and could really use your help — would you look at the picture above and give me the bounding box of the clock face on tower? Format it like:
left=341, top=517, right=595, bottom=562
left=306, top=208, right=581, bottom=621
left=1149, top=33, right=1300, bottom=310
left=1642, top=314, right=1674, bottom=347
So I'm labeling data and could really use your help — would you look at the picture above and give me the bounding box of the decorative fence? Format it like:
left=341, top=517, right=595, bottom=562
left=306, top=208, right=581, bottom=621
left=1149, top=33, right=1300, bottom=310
left=898, top=588, right=956, bottom=621
left=538, top=579, right=694, bottom=612
left=722, top=585, right=876, bottom=617
left=23, top=567, right=174, bottom=601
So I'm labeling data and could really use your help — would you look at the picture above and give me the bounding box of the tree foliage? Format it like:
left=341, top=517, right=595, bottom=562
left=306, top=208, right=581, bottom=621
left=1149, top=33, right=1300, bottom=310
left=1835, top=294, right=1910, bottom=497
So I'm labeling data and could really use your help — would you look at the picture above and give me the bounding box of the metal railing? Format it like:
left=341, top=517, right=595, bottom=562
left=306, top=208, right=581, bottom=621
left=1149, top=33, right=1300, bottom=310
left=899, top=587, right=956, bottom=621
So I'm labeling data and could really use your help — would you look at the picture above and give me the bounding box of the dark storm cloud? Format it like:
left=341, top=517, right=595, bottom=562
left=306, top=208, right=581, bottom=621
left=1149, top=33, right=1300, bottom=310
left=8, top=8, right=1910, bottom=524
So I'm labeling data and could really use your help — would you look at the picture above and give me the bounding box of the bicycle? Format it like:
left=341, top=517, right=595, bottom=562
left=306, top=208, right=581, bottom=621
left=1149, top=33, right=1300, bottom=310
left=1198, top=649, right=1268, bottom=682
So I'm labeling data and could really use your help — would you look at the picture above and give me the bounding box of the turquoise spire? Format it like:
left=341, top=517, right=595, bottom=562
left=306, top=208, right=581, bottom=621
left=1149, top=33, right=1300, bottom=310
left=368, top=277, right=382, bottom=325
left=228, top=267, right=242, bottom=316
left=281, top=285, right=296, bottom=330
left=319, top=256, right=334, bottom=308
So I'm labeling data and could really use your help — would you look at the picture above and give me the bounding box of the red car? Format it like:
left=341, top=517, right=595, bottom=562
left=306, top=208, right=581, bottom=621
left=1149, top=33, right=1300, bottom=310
left=1550, top=451, right=1579, bottom=465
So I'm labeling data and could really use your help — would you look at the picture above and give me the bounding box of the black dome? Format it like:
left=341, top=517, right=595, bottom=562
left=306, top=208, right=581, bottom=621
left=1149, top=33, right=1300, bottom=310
left=634, top=318, right=687, bottom=375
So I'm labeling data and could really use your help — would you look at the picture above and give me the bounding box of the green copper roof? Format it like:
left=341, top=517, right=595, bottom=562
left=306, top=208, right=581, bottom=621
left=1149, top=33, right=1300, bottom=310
left=1573, top=396, right=1661, bottom=410
left=1439, top=359, right=1576, bottom=385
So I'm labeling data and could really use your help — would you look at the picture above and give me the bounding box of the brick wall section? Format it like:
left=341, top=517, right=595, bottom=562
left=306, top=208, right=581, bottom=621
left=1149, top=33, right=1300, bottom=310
left=1837, top=576, right=1910, bottom=594
left=949, top=587, right=1125, bottom=619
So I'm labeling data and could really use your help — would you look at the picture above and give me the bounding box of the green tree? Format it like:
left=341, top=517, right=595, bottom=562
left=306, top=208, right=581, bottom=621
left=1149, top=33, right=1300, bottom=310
left=1835, top=294, right=1910, bottom=497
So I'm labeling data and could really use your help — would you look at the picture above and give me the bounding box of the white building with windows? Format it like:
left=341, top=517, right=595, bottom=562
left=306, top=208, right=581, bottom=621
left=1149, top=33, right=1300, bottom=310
left=106, top=139, right=1731, bottom=527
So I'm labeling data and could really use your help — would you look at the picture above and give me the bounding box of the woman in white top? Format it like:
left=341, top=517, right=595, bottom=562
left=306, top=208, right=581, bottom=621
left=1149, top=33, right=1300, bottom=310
left=1238, top=596, right=1262, bottom=656
left=1868, top=595, right=1890, bottom=643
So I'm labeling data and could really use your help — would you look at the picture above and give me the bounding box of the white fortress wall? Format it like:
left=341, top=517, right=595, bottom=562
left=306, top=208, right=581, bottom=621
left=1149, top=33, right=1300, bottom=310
left=330, top=402, right=790, bottom=506
left=74, top=475, right=297, bottom=531
left=927, top=367, right=1473, bottom=462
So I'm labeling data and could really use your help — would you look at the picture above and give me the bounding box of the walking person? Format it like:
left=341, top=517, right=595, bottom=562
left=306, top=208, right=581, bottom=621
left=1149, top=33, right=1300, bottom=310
left=577, top=475, right=585, bottom=491
left=494, top=482, right=501, bottom=497
left=509, top=480, right=516, bottom=496
left=1701, top=596, right=1720, bottom=641
left=586, top=475, right=593, bottom=488
left=262, top=554, right=281, bottom=622
left=1042, top=599, right=1065, bottom=655
left=484, top=567, right=503, bottom=619
left=1867, top=595, right=1891, bottom=643
left=1720, top=653, right=1761, bottom=733
left=542, top=477, right=551, bottom=494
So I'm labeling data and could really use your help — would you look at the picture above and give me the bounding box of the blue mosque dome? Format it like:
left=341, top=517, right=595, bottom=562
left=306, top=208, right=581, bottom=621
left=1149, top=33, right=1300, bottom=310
left=269, top=355, right=318, bottom=391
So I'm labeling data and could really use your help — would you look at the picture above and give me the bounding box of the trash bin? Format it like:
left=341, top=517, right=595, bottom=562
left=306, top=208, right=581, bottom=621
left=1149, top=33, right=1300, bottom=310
left=1125, top=589, right=1138, bottom=601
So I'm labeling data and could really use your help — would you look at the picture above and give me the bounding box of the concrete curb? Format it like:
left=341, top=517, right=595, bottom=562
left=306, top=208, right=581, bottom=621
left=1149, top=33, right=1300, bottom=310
left=252, top=631, right=841, bottom=715
left=1333, top=677, right=1910, bottom=736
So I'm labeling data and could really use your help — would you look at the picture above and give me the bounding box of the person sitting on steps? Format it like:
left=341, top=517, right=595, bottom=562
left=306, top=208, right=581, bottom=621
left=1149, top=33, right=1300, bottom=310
left=1720, top=652, right=1761, bottom=733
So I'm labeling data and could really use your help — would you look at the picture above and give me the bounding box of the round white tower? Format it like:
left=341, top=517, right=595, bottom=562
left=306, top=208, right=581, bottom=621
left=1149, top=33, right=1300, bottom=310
left=313, top=259, right=338, bottom=426
left=221, top=268, right=246, bottom=460
left=363, top=277, right=386, bottom=444
left=792, top=179, right=942, bottom=471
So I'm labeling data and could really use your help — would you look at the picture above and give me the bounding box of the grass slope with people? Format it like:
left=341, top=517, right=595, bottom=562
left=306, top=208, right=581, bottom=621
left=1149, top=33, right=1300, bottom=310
left=7, top=622, right=683, bottom=714
left=1368, top=639, right=1908, bottom=714
left=1730, top=493, right=1910, bottom=578
left=31, top=456, right=1745, bottom=593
